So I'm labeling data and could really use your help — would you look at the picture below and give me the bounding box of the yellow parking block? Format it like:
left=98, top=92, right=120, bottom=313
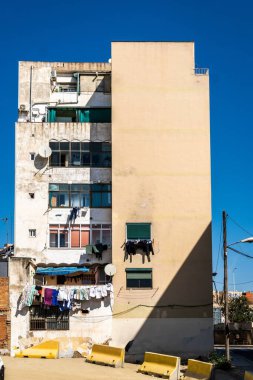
left=245, top=371, right=253, bottom=380
left=86, top=344, right=125, bottom=368
left=138, top=352, right=180, bottom=379
left=184, top=359, right=213, bottom=380
left=15, top=340, right=59, bottom=359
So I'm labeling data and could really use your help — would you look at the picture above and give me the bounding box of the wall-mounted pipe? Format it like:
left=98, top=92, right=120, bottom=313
left=29, top=66, right=33, bottom=122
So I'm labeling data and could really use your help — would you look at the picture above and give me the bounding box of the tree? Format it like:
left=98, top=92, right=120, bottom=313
left=222, top=295, right=253, bottom=323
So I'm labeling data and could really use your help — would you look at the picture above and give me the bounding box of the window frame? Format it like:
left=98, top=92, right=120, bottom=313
left=49, top=141, right=111, bottom=168
left=126, top=223, right=151, bottom=240
left=29, top=229, right=36, bottom=238
left=29, top=306, right=69, bottom=331
left=49, top=224, right=111, bottom=249
left=49, top=183, right=111, bottom=209
left=126, top=268, right=153, bottom=289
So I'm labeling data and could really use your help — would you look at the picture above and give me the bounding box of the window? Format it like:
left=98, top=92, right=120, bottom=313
left=126, top=269, right=152, bottom=289
left=90, top=184, right=111, bottom=208
left=49, top=224, right=111, bottom=249
left=30, top=306, right=69, bottom=331
left=49, top=141, right=111, bottom=168
left=30, top=152, right=35, bottom=160
left=90, top=224, right=112, bottom=246
left=126, top=223, right=151, bottom=240
left=47, top=107, right=111, bottom=123
left=29, top=193, right=35, bottom=199
left=49, top=183, right=111, bottom=208
left=29, top=229, right=36, bottom=237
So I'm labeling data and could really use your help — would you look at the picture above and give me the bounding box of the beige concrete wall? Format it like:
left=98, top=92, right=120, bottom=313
left=111, top=42, right=212, bottom=355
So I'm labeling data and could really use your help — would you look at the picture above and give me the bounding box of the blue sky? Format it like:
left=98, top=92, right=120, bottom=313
left=1, top=0, right=253, bottom=290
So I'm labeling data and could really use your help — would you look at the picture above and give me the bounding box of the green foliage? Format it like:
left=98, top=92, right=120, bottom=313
left=222, top=296, right=253, bottom=323
left=209, top=351, right=231, bottom=370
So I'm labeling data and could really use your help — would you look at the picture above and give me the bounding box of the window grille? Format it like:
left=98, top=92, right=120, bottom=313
left=30, top=306, right=69, bottom=331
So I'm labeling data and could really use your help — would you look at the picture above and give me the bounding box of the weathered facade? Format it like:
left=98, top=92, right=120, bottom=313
left=0, top=258, right=10, bottom=352
left=11, top=42, right=213, bottom=359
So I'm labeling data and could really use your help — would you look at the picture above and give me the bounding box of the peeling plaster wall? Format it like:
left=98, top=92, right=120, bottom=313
left=15, top=122, right=111, bottom=262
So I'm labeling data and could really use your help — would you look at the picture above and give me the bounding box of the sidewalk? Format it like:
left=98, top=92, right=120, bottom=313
left=213, top=350, right=253, bottom=380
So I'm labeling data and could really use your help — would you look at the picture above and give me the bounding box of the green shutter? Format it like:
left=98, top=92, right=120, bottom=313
left=127, top=272, right=152, bottom=279
left=126, top=223, right=151, bottom=240
left=48, top=109, right=56, bottom=122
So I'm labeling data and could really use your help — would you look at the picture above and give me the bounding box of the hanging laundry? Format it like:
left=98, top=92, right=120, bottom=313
left=69, top=207, right=80, bottom=223
left=44, top=288, right=53, bottom=306
left=101, top=285, right=107, bottom=298
left=52, top=289, right=59, bottom=306
left=95, top=287, right=102, bottom=299
left=123, top=240, right=154, bottom=263
left=89, top=287, right=96, bottom=298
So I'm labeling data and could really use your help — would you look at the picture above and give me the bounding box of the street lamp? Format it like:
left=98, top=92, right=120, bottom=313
left=222, top=211, right=253, bottom=362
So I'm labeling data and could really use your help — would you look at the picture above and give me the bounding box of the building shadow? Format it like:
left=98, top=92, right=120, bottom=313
left=117, top=223, right=213, bottom=361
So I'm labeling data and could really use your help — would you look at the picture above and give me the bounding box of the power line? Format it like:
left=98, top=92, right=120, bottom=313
left=215, top=221, right=223, bottom=272
left=227, top=214, right=253, bottom=237
left=228, top=246, right=253, bottom=260
left=216, top=280, right=253, bottom=285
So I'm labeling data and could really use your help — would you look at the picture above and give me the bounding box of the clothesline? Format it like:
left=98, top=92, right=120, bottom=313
left=19, top=283, right=114, bottom=311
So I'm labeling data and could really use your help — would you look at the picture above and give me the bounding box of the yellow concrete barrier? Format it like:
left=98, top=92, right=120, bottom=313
left=245, top=371, right=253, bottom=380
left=184, top=359, right=213, bottom=380
left=86, top=344, right=125, bottom=368
left=15, top=340, right=59, bottom=359
left=138, top=352, right=180, bottom=379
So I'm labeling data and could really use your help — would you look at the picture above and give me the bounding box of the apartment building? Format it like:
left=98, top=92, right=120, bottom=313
left=10, top=42, right=213, bottom=359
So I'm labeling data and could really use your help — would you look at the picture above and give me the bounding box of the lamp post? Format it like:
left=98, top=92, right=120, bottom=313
left=222, top=210, right=253, bottom=362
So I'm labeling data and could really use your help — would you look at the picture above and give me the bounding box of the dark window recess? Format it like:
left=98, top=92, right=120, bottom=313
left=47, top=108, right=111, bottom=123
left=0, top=261, right=8, bottom=277
left=49, top=183, right=111, bottom=208
left=126, top=269, right=152, bottom=289
left=57, top=275, right=66, bottom=285
left=30, top=306, right=69, bottom=331
left=29, top=193, right=35, bottom=199
left=126, top=223, right=151, bottom=240
left=49, top=141, right=111, bottom=168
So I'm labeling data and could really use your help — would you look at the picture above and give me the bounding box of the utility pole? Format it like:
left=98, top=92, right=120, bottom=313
left=223, top=210, right=230, bottom=361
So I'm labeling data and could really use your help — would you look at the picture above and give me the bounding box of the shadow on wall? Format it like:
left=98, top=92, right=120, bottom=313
left=120, top=223, right=213, bottom=361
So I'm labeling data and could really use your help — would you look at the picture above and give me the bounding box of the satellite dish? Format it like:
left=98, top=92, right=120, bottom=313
left=38, top=146, right=52, bottom=158
left=104, top=264, right=116, bottom=276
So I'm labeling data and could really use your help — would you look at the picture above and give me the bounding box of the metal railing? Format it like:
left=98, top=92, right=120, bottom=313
left=194, top=68, right=209, bottom=75
left=30, top=306, right=69, bottom=331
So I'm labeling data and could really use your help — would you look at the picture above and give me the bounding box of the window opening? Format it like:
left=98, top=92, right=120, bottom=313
left=30, top=306, right=69, bottom=331
left=30, top=153, right=35, bottom=161
left=126, top=269, right=153, bottom=289
left=29, top=229, right=36, bottom=238
left=49, top=224, right=111, bottom=249
left=49, top=183, right=111, bottom=208
left=124, top=223, right=153, bottom=263
left=49, top=141, right=111, bottom=168
left=47, top=107, right=111, bottom=123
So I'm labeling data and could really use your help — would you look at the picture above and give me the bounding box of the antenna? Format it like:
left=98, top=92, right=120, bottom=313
left=38, top=146, right=52, bottom=158
left=104, top=264, right=116, bottom=276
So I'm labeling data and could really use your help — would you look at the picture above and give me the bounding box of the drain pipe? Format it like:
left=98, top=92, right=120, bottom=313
left=29, top=66, right=33, bottom=121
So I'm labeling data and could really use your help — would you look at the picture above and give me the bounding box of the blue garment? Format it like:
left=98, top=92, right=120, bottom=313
left=52, top=289, right=59, bottom=306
